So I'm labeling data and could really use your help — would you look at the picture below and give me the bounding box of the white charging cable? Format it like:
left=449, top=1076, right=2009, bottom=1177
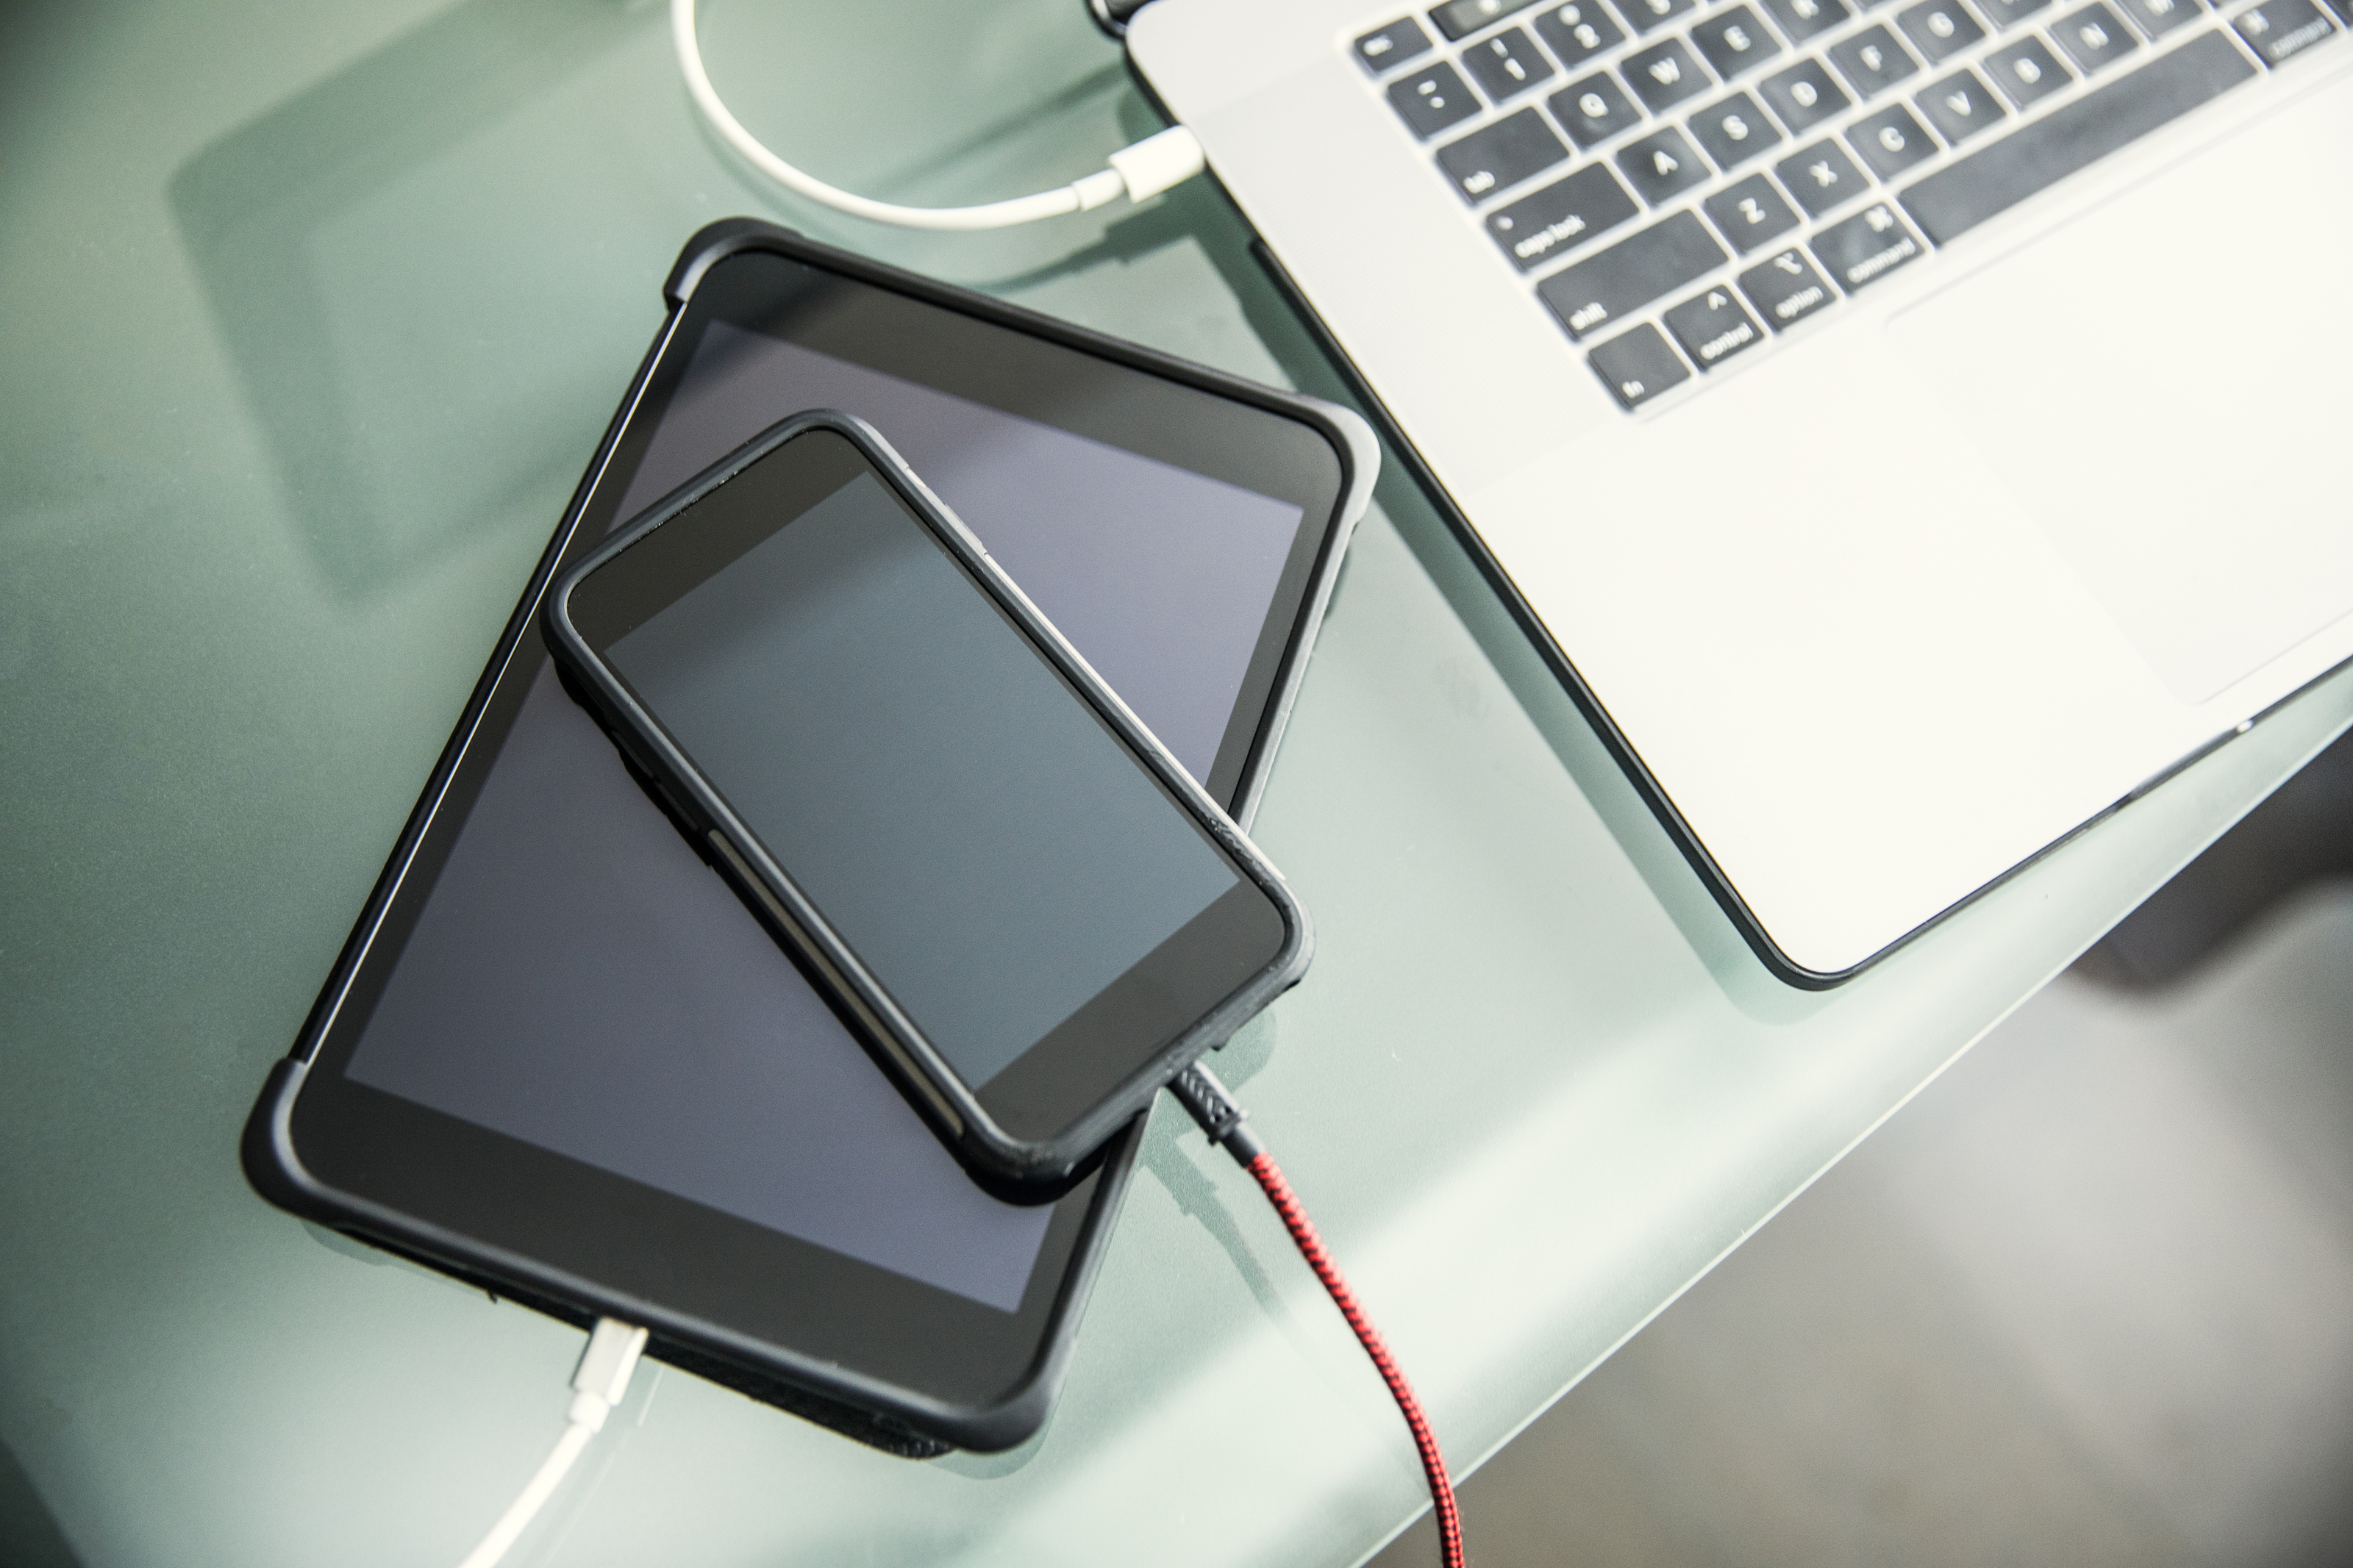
left=455, top=1318, right=649, bottom=1568
left=671, top=0, right=1206, bottom=229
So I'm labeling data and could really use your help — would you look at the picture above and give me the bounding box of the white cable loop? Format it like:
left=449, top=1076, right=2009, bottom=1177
left=454, top=1422, right=596, bottom=1568
left=456, top=1320, right=649, bottom=1568
left=671, top=0, right=1203, bottom=229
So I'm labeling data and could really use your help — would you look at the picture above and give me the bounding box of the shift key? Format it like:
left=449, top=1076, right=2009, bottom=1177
left=1538, top=212, right=1730, bottom=339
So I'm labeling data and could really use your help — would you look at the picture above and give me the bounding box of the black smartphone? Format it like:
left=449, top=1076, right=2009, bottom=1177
left=544, top=410, right=1312, bottom=1190
left=244, top=221, right=1376, bottom=1454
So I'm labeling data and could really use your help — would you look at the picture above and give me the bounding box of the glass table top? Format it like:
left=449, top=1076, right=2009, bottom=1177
left=1, top=1, right=2346, bottom=1563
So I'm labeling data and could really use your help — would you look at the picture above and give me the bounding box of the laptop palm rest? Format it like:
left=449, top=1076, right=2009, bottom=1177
left=1889, top=71, right=2353, bottom=706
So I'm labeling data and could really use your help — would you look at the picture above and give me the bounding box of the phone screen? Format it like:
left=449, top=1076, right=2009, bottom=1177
left=334, top=273, right=1316, bottom=1314
left=596, top=454, right=1260, bottom=1097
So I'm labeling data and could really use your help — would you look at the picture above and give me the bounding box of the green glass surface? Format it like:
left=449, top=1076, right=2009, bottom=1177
left=3, top=1, right=2348, bottom=1564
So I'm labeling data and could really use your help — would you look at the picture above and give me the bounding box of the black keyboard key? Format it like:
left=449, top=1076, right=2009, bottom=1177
left=1983, top=35, right=2074, bottom=103
left=1432, top=0, right=1545, bottom=41
left=1587, top=323, right=1692, bottom=407
left=1901, top=31, right=2254, bottom=241
left=2116, top=0, right=2203, bottom=35
left=1538, top=211, right=1730, bottom=337
left=1551, top=71, right=1646, bottom=142
left=1617, top=126, right=1714, bottom=200
left=1611, top=0, right=1702, bottom=32
left=1763, top=0, right=1858, bottom=40
left=1896, top=0, right=1991, bottom=60
left=1977, top=0, right=2056, bottom=24
left=2235, top=0, right=2338, bottom=62
left=1535, top=0, right=1629, bottom=66
left=1665, top=286, right=1768, bottom=368
left=1485, top=162, right=1643, bottom=267
left=1738, top=244, right=1838, bottom=327
left=1689, top=90, right=1788, bottom=165
left=1438, top=107, right=1573, bottom=198
left=1849, top=101, right=1940, bottom=174
left=1695, top=5, right=1788, bottom=75
left=2052, top=2, right=2141, bottom=69
left=1703, top=172, right=1804, bottom=248
left=1829, top=24, right=1925, bottom=94
left=1776, top=137, right=1872, bottom=213
left=1916, top=67, right=2010, bottom=140
left=1464, top=26, right=1563, bottom=99
left=1760, top=57, right=1854, bottom=130
left=1810, top=200, right=1927, bottom=291
left=1625, top=37, right=1716, bottom=108
left=1388, top=62, right=1485, bottom=137
left=1355, top=18, right=1435, bottom=71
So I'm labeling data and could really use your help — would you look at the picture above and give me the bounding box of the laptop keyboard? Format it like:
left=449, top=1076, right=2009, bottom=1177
left=1354, top=0, right=2342, bottom=409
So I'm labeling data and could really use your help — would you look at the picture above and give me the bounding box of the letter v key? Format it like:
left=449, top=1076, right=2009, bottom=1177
left=1923, top=71, right=2004, bottom=142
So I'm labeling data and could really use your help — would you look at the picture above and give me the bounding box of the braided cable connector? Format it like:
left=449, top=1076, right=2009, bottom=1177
left=1168, top=1060, right=1264, bottom=1161
left=1163, top=1061, right=1464, bottom=1568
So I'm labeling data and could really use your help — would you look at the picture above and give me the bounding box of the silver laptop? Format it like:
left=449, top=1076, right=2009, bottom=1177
left=1124, top=0, right=2353, bottom=982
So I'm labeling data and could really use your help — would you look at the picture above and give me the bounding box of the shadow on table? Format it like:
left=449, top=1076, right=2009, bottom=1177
left=168, top=0, right=1128, bottom=606
left=167, top=0, right=660, bottom=601
left=2076, top=723, right=2353, bottom=991
left=0, top=1437, right=81, bottom=1568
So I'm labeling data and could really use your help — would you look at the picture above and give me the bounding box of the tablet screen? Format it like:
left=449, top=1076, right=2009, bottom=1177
left=622, top=322, right=1303, bottom=784
left=336, top=273, right=1311, bottom=1312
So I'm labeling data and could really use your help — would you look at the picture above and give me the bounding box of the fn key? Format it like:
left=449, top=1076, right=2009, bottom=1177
left=1588, top=323, right=1692, bottom=409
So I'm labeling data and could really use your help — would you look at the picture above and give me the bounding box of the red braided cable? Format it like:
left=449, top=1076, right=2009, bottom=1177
left=1244, top=1150, right=1465, bottom=1568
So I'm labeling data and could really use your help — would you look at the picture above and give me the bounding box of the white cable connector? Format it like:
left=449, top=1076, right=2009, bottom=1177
left=455, top=1319, right=649, bottom=1568
left=672, top=0, right=1205, bottom=229
left=1107, top=125, right=1208, bottom=204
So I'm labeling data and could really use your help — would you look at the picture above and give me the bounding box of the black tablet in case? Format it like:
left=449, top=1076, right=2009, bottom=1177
left=244, top=221, right=1376, bottom=1456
